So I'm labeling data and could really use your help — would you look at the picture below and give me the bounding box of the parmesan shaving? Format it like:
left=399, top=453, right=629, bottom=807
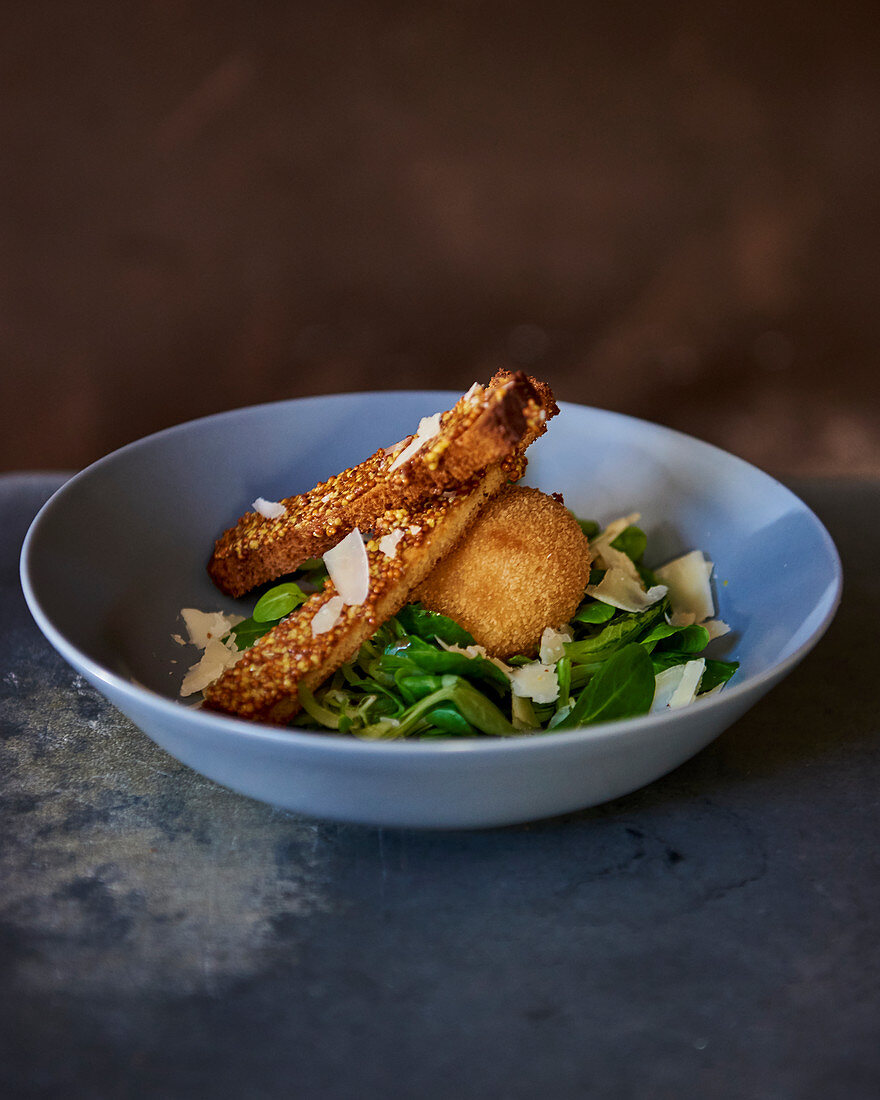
left=378, top=528, right=405, bottom=559
left=591, top=513, right=642, bottom=558
left=585, top=513, right=669, bottom=612
left=436, top=638, right=512, bottom=674
left=703, top=619, right=731, bottom=640
left=252, top=497, right=287, bottom=519
left=180, top=636, right=243, bottom=696
left=178, top=609, right=246, bottom=697
left=655, top=550, right=715, bottom=623
left=311, top=595, right=344, bottom=636
left=387, top=411, right=443, bottom=472
left=652, top=659, right=706, bottom=711
left=588, top=516, right=653, bottom=592
left=323, top=528, right=370, bottom=605
left=509, top=662, right=560, bottom=704
left=180, top=608, right=245, bottom=650
left=597, top=543, right=644, bottom=580
left=669, top=611, right=697, bottom=628
left=585, top=569, right=668, bottom=613
left=661, top=659, right=705, bottom=710
left=539, top=626, right=572, bottom=664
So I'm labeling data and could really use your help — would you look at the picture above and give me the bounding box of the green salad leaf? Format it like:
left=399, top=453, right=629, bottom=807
left=573, top=601, right=616, bottom=625
left=555, top=643, right=656, bottom=729
left=394, top=602, right=476, bottom=646
left=227, top=579, right=309, bottom=650
left=227, top=616, right=275, bottom=651
left=253, top=581, right=308, bottom=623
left=379, top=636, right=510, bottom=694
left=564, top=599, right=669, bottom=663
left=699, top=658, right=740, bottom=693
left=610, top=524, right=647, bottom=563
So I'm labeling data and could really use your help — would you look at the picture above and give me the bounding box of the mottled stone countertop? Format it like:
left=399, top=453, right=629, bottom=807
left=2, top=473, right=878, bottom=1099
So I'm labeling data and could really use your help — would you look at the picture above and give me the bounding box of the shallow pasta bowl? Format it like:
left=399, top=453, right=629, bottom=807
left=20, top=392, right=842, bottom=828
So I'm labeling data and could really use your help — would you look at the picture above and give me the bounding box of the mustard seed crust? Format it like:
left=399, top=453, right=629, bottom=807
left=207, top=371, right=557, bottom=598
left=203, top=455, right=528, bottom=724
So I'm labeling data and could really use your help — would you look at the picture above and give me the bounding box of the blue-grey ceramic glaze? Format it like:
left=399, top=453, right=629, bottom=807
left=20, top=394, right=842, bottom=827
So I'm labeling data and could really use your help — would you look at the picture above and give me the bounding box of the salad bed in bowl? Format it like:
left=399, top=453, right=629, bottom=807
left=20, top=385, right=842, bottom=828
left=179, top=524, right=738, bottom=741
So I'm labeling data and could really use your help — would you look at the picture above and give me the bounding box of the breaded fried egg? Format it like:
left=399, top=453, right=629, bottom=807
left=415, top=484, right=591, bottom=658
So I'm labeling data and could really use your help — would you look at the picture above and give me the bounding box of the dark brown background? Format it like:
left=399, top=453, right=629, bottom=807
left=2, top=0, right=878, bottom=477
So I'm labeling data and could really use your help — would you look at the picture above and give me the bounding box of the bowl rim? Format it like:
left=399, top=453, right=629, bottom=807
left=19, top=391, right=844, bottom=760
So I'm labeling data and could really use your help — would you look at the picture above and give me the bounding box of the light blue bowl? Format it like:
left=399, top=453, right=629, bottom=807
left=20, top=394, right=842, bottom=828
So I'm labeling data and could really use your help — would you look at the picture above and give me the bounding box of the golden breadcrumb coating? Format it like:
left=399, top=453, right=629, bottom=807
left=208, top=370, right=557, bottom=598
left=415, top=485, right=591, bottom=658
left=203, top=457, right=527, bottom=724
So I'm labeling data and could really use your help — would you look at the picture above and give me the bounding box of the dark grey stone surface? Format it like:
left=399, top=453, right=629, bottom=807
left=3, top=473, right=878, bottom=1099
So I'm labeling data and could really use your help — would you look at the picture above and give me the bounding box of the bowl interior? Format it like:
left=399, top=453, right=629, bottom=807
left=23, top=393, right=841, bottom=718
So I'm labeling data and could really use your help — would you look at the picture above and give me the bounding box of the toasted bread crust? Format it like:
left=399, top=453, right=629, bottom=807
left=203, top=456, right=527, bottom=724
left=207, top=371, right=557, bottom=598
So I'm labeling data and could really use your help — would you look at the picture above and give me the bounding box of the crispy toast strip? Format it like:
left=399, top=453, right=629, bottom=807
left=207, top=371, right=557, bottom=597
left=203, top=456, right=527, bottom=724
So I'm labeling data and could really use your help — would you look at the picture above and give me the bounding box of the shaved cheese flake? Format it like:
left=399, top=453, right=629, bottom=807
left=177, top=608, right=246, bottom=696
left=667, top=659, right=706, bottom=710
left=408, top=525, right=422, bottom=536
left=253, top=497, right=287, bottom=519
left=323, top=528, right=370, bottom=605
left=652, top=664, right=686, bottom=711
left=180, top=635, right=243, bottom=696
left=591, top=513, right=641, bottom=555
left=652, top=658, right=705, bottom=711
left=593, top=541, right=644, bottom=584
left=437, top=639, right=486, bottom=659
left=311, top=595, right=344, bottom=636
left=437, top=638, right=512, bottom=674
left=655, top=550, right=715, bottom=623
left=589, top=515, right=645, bottom=586
left=180, top=608, right=245, bottom=650
left=585, top=568, right=668, bottom=613
left=588, top=513, right=673, bottom=611
left=669, top=611, right=697, bottom=628
left=388, top=411, right=443, bottom=472
left=378, top=528, right=405, bottom=559
left=509, top=662, right=560, bottom=704
left=703, top=618, right=731, bottom=640
left=539, top=626, right=572, bottom=664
